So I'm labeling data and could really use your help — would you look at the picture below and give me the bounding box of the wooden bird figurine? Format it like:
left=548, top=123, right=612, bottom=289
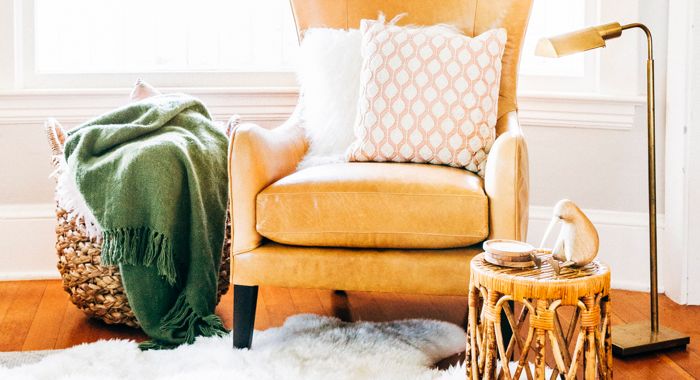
left=539, top=199, right=599, bottom=274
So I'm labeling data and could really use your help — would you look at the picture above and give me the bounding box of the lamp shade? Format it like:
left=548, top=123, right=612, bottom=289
left=535, top=22, right=623, bottom=58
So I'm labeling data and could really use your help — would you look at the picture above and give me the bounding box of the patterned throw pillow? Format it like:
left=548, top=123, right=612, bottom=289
left=346, top=20, right=507, bottom=175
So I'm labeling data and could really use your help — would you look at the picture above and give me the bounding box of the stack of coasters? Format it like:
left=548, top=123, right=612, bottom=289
left=482, top=239, right=540, bottom=268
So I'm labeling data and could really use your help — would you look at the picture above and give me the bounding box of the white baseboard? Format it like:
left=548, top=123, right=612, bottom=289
left=0, top=203, right=55, bottom=220
left=0, top=203, right=664, bottom=293
left=527, top=206, right=664, bottom=293
left=0, top=272, right=60, bottom=281
left=609, top=280, right=657, bottom=293
left=0, top=203, right=60, bottom=281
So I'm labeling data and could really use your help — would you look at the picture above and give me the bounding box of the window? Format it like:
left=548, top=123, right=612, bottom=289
left=34, top=0, right=299, bottom=74
left=17, top=0, right=300, bottom=88
left=518, top=0, right=600, bottom=93
left=5, top=0, right=633, bottom=94
left=520, top=0, right=587, bottom=77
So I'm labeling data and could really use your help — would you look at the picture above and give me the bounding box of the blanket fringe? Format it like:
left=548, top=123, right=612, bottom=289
left=101, top=227, right=177, bottom=285
left=138, top=293, right=228, bottom=350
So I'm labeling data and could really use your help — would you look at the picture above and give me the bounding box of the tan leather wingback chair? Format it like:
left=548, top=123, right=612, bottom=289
left=229, top=0, right=532, bottom=348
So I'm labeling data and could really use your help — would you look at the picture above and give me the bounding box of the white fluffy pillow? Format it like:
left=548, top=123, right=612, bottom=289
left=296, top=28, right=362, bottom=169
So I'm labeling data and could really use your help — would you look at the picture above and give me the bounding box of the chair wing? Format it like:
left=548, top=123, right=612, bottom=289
left=289, top=0, right=534, bottom=120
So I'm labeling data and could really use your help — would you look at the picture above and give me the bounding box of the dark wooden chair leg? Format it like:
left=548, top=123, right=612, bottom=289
left=331, top=289, right=352, bottom=322
left=462, top=303, right=470, bottom=330
left=233, top=285, right=258, bottom=349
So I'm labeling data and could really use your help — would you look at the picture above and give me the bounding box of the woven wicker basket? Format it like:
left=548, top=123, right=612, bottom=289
left=48, top=119, right=231, bottom=327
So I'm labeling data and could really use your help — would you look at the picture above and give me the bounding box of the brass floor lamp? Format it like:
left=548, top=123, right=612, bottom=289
left=535, top=22, right=690, bottom=356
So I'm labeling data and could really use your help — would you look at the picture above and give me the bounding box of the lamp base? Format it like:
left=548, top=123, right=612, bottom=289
left=612, top=321, right=689, bottom=357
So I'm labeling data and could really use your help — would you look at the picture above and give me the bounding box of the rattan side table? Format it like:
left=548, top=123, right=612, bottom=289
left=466, top=253, right=612, bottom=380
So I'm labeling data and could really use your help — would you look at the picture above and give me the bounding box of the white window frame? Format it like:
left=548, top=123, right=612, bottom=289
left=9, top=0, right=300, bottom=90
left=518, top=0, right=599, bottom=93
left=518, top=0, right=643, bottom=96
left=0, top=0, right=644, bottom=100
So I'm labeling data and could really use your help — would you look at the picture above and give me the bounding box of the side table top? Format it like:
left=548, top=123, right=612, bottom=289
left=470, top=253, right=610, bottom=305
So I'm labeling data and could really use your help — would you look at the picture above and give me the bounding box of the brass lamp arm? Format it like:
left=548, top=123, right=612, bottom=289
left=621, top=23, right=653, bottom=60
left=534, top=22, right=653, bottom=59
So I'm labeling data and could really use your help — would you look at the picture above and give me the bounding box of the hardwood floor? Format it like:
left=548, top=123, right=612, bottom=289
left=1, top=280, right=699, bottom=378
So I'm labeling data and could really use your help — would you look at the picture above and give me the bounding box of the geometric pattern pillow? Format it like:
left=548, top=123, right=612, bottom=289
left=346, top=20, right=507, bottom=176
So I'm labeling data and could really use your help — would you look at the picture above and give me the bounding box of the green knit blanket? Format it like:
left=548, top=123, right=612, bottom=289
left=64, top=94, right=229, bottom=349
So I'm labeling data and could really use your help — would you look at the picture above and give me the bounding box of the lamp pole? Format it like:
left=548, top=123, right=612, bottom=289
left=609, top=23, right=689, bottom=356
left=622, top=22, right=659, bottom=334
left=535, top=22, right=690, bottom=356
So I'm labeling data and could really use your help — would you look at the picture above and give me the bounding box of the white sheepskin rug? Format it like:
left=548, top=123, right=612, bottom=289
left=0, top=314, right=469, bottom=380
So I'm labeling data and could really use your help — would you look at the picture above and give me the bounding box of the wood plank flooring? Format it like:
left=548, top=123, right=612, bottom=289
left=1, top=280, right=698, bottom=378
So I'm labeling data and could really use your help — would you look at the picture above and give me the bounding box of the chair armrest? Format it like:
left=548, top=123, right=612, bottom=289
left=228, top=118, right=308, bottom=254
left=484, top=111, right=530, bottom=241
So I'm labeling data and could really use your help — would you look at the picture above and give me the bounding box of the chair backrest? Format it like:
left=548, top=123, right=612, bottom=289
left=289, top=0, right=533, bottom=120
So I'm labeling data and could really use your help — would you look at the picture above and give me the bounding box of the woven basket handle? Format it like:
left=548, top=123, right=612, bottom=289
left=45, top=118, right=66, bottom=166
left=225, top=115, right=241, bottom=138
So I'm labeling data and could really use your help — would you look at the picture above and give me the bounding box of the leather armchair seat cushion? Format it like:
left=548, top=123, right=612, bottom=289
left=256, top=162, right=489, bottom=249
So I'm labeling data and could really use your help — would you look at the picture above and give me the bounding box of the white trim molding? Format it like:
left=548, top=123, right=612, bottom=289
left=528, top=205, right=664, bottom=293
left=0, top=272, right=59, bottom=281
left=0, top=203, right=59, bottom=281
left=663, top=0, right=700, bottom=305
left=518, top=92, right=644, bottom=130
left=0, top=88, right=644, bottom=131
left=528, top=206, right=665, bottom=229
left=0, top=202, right=53, bottom=220
left=0, top=87, right=300, bottom=127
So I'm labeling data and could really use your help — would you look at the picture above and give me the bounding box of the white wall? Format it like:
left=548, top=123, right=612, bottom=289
left=663, top=0, right=700, bottom=305
left=0, top=1, right=681, bottom=298
left=0, top=89, right=295, bottom=280
left=527, top=0, right=668, bottom=213
left=523, top=0, right=670, bottom=293
left=687, top=0, right=700, bottom=305
left=0, top=92, right=668, bottom=292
